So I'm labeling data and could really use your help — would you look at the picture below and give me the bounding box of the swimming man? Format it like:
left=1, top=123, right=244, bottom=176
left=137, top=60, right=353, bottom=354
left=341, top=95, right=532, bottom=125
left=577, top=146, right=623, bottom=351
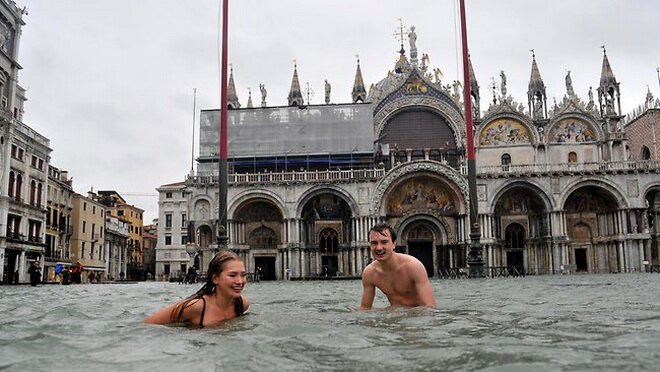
left=360, top=223, right=437, bottom=310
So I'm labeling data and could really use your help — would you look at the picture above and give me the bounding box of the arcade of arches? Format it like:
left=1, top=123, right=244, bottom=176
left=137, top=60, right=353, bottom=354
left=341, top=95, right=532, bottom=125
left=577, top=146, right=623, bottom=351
left=212, top=178, right=660, bottom=280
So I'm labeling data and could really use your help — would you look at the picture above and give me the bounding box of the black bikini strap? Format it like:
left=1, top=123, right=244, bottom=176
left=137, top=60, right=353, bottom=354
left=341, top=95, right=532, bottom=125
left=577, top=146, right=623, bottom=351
left=199, top=296, right=206, bottom=327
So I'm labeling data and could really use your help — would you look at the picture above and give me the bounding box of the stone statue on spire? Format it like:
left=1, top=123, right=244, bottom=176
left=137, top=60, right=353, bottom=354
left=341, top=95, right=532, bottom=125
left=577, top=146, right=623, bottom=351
left=500, top=71, right=507, bottom=98
left=565, top=70, right=575, bottom=97
left=324, top=79, right=331, bottom=104
left=408, top=25, right=418, bottom=65
left=259, top=83, right=267, bottom=107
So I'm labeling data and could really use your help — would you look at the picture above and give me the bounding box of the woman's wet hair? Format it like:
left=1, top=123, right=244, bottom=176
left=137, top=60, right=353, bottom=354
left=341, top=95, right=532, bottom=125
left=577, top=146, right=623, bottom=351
left=170, top=250, right=242, bottom=323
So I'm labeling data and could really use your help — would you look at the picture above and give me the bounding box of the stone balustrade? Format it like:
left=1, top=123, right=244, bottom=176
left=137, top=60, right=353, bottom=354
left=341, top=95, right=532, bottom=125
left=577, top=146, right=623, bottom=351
left=479, top=160, right=660, bottom=177
left=185, top=160, right=660, bottom=186
left=186, top=168, right=387, bottom=186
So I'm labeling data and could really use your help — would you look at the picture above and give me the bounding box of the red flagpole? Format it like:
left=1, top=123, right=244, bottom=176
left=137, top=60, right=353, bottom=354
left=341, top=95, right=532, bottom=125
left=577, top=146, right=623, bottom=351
left=218, top=0, right=229, bottom=248
left=459, top=0, right=483, bottom=276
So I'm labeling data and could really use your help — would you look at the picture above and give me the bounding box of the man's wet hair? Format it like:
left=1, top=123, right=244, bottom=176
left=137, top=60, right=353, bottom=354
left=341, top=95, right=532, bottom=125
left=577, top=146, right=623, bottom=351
left=369, top=223, right=397, bottom=242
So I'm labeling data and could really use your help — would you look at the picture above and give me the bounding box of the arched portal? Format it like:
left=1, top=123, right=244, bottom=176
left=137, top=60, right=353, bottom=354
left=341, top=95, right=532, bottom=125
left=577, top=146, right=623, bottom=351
left=235, top=199, right=284, bottom=280
left=319, top=228, right=339, bottom=276
left=645, top=187, right=660, bottom=266
left=384, top=173, right=464, bottom=277
left=197, top=225, right=213, bottom=249
left=505, top=223, right=525, bottom=274
left=300, top=192, right=353, bottom=276
left=493, top=183, right=550, bottom=274
left=398, top=215, right=458, bottom=278
left=401, top=222, right=436, bottom=277
left=564, top=185, right=620, bottom=273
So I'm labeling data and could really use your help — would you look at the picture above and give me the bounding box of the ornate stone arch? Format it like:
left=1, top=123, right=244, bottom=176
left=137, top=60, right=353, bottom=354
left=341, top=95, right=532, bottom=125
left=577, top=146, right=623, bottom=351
left=397, top=214, right=450, bottom=246
left=373, top=97, right=465, bottom=148
left=228, top=188, right=287, bottom=220
left=478, top=112, right=539, bottom=147
left=296, top=185, right=359, bottom=218
left=191, top=195, right=213, bottom=221
left=370, top=160, right=468, bottom=215
left=489, top=179, right=554, bottom=214
left=559, top=177, right=628, bottom=210
left=547, top=113, right=603, bottom=144
left=642, top=181, right=660, bottom=201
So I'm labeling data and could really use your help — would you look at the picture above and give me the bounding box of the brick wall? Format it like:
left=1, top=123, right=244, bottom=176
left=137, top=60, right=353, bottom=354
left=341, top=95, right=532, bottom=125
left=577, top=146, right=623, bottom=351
left=626, top=109, right=660, bottom=160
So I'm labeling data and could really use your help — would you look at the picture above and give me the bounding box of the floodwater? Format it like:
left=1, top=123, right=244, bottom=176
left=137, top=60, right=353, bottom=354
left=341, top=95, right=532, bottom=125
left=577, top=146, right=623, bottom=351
left=2, top=274, right=660, bottom=371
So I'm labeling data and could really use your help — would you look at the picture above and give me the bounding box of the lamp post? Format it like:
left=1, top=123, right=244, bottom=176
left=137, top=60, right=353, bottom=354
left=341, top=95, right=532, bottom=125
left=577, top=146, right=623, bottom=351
left=459, top=0, right=484, bottom=277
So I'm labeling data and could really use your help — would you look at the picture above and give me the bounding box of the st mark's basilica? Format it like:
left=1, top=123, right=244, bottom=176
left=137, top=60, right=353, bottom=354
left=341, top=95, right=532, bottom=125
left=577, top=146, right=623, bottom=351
left=155, top=26, right=660, bottom=281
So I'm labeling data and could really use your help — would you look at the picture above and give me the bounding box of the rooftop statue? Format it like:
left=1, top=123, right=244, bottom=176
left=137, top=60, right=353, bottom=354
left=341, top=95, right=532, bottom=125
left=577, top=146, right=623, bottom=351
left=324, top=79, right=331, bottom=104
left=408, top=26, right=417, bottom=51
left=565, top=71, right=575, bottom=97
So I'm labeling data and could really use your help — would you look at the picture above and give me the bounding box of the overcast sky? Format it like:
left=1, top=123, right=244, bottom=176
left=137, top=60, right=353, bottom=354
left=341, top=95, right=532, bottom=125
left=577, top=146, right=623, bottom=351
left=16, top=0, right=660, bottom=222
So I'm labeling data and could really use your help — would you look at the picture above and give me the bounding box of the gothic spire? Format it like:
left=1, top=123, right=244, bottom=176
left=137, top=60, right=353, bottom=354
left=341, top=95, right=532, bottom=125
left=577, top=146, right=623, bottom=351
left=527, top=50, right=547, bottom=120
left=246, top=88, right=253, bottom=108
left=599, top=47, right=617, bottom=88
left=597, top=46, right=621, bottom=116
left=227, top=65, right=240, bottom=109
left=352, top=56, right=367, bottom=103
left=288, top=61, right=304, bottom=107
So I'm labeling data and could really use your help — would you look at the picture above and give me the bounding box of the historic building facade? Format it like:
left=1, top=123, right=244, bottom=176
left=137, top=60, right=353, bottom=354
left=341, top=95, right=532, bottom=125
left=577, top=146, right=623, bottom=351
left=158, top=27, right=660, bottom=280
left=0, top=1, right=52, bottom=284
left=105, top=213, right=128, bottom=281
left=96, top=190, right=144, bottom=280
left=154, top=182, right=190, bottom=280
left=44, top=165, right=74, bottom=282
left=71, top=192, right=107, bottom=280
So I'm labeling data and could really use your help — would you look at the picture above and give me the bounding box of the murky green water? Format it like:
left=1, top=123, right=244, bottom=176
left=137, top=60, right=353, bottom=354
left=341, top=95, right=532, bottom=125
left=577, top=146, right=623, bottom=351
left=2, top=274, right=660, bottom=371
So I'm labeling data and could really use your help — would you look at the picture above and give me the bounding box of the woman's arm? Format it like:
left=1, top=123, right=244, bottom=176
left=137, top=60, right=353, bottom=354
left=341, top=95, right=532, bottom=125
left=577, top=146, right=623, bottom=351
left=144, top=298, right=202, bottom=325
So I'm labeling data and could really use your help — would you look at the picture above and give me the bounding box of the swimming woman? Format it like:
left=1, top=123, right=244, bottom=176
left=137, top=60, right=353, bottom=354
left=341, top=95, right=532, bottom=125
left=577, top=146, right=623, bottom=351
left=145, top=250, right=251, bottom=327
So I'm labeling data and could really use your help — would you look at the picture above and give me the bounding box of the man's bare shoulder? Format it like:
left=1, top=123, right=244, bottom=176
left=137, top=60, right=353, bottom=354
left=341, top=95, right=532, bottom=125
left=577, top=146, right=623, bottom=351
left=361, top=261, right=379, bottom=280
left=398, top=254, right=428, bottom=275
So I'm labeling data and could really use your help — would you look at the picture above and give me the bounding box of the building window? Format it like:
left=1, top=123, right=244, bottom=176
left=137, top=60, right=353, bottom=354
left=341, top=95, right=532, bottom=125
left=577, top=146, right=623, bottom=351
left=181, top=213, right=187, bottom=227
left=37, top=183, right=43, bottom=207
left=82, top=242, right=86, bottom=258
left=181, top=235, right=188, bottom=244
left=164, top=264, right=170, bottom=275
left=15, top=174, right=22, bottom=200
left=29, top=180, right=36, bottom=205
left=165, top=213, right=172, bottom=229
left=11, top=144, right=16, bottom=158
left=38, top=159, right=44, bottom=170
left=165, top=192, right=172, bottom=198
left=568, top=152, right=577, bottom=163
left=8, top=171, right=14, bottom=197
left=501, top=153, right=511, bottom=171
left=17, top=148, right=23, bottom=161
left=165, top=236, right=172, bottom=245
left=118, top=210, right=124, bottom=216
left=31, top=155, right=37, bottom=167
left=83, top=202, right=87, bottom=211
left=82, top=221, right=86, bottom=233
left=93, top=205, right=96, bottom=214
left=642, top=146, right=651, bottom=160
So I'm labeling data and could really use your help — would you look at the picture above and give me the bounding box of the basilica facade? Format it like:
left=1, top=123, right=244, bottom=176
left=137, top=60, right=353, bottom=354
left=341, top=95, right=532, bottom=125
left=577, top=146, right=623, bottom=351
left=155, top=29, right=660, bottom=281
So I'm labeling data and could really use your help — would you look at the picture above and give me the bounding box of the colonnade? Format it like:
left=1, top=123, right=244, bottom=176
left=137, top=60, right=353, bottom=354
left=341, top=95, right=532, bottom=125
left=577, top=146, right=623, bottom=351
left=479, top=207, right=654, bottom=275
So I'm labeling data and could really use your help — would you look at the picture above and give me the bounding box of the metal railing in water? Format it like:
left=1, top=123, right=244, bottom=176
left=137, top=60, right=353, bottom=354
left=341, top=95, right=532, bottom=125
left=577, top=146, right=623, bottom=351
left=437, top=266, right=526, bottom=279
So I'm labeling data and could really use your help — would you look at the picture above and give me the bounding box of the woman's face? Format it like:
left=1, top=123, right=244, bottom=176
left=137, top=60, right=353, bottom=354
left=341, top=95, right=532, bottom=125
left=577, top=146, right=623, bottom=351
left=212, top=260, right=247, bottom=298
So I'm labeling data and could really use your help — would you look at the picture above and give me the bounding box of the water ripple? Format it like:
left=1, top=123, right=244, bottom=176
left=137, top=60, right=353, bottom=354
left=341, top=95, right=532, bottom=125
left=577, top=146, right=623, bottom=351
left=2, top=274, right=660, bottom=370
